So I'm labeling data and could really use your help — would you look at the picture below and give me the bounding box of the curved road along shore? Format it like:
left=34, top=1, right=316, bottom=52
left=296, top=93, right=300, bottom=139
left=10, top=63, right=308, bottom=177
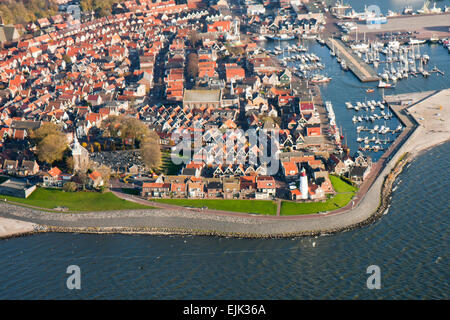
left=0, top=90, right=449, bottom=238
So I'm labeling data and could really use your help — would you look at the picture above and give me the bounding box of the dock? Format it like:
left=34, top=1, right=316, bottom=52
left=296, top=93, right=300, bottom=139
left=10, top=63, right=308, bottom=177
left=325, top=37, right=379, bottom=82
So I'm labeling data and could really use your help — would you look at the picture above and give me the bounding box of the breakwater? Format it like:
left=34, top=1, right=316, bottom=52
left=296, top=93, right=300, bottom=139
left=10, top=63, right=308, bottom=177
left=324, top=37, right=379, bottom=82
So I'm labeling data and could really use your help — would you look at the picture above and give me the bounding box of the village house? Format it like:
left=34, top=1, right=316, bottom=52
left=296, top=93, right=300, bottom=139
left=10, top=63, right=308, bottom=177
left=88, top=171, right=104, bottom=189
left=222, top=177, right=240, bottom=199
left=348, top=166, right=371, bottom=185
left=171, top=182, right=187, bottom=198
left=42, top=167, right=71, bottom=187
left=255, top=176, right=276, bottom=199
left=206, top=181, right=223, bottom=198
left=187, top=179, right=204, bottom=198
left=141, top=182, right=171, bottom=198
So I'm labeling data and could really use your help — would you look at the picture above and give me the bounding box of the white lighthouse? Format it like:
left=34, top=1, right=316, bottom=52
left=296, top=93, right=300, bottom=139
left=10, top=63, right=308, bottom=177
left=299, top=167, right=308, bottom=200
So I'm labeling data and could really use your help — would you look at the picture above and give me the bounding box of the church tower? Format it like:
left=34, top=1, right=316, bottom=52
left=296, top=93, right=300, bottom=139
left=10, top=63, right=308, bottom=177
left=71, top=132, right=89, bottom=172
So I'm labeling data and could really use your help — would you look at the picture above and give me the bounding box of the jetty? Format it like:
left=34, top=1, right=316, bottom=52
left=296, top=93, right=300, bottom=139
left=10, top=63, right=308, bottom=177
left=325, top=37, right=379, bottom=82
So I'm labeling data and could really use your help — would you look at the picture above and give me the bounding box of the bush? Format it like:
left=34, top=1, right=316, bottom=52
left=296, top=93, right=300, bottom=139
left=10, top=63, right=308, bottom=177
left=63, top=182, right=78, bottom=192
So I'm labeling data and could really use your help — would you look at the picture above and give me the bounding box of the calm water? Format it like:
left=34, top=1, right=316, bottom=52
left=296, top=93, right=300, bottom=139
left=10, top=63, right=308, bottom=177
left=0, top=5, right=449, bottom=299
left=0, top=142, right=448, bottom=299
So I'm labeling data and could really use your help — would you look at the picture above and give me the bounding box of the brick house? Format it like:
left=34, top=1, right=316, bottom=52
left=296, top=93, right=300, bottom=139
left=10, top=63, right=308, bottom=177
left=171, top=182, right=186, bottom=198
left=206, top=181, right=222, bottom=198
left=141, top=182, right=170, bottom=198
left=239, top=176, right=256, bottom=198
left=222, top=177, right=240, bottom=199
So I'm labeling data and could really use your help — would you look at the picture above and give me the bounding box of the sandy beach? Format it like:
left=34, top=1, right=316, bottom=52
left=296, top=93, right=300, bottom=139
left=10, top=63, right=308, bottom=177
left=0, top=217, right=37, bottom=239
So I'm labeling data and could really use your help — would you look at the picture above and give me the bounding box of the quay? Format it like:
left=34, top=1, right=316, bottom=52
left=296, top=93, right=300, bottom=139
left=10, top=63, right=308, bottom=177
left=355, top=12, right=450, bottom=39
left=324, top=37, right=379, bottom=82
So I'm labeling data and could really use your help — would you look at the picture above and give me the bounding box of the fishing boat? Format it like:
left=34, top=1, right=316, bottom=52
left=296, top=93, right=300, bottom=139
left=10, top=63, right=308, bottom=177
left=378, top=80, right=394, bottom=88
left=265, top=34, right=295, bottom=41
left=310, top=75, right=331, bottom=83
left=428, top=34, right=439, bottom=44
left=316, top=37, right=325, bottom=45
left=253, top=35, right=267, bottom=41
left=409, top=38, right=426, bottom=45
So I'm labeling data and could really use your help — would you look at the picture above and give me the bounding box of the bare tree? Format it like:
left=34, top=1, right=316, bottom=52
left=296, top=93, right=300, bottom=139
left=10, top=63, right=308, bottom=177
left=187, top=53, right=199, bottom=79
left=141, top=131, right=162, bottom=169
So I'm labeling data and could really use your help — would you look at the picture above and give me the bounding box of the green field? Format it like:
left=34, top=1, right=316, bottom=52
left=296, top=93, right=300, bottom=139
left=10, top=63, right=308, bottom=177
left=154, top=199, right=277, bottom=215
left=280, top=193, right=355, bottom=215
left=2, top=188, right=154, bottom=212
left=329, top=175, right=357, bottom=193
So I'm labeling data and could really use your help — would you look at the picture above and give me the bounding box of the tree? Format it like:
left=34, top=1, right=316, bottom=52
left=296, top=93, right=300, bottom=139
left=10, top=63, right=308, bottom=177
left=63, top=182, right=78, bottom=192
left=141, top=131, right=162, bottom=169
left=36, top=134, right=68, bottom=164
left=188, top=30, right=200, bottom=48
left=66, top=156, right=75, bottom=173
left=62, top=54, right=72, bottom=65
left=101, top=116, right=150, bottom=148
left=0, top=0, right=57, bottom=25
left=96, top=165, right=111, bottom=186
left=31, top=122, right=62, bottom=143
left=31, top=123, right=68, bottom=165
left=186, top=53, right=199, bottom=79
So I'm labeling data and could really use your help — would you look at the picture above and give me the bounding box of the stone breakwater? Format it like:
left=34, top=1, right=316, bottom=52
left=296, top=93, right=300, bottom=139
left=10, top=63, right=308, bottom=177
left=0, top=154, right=412, bottom=239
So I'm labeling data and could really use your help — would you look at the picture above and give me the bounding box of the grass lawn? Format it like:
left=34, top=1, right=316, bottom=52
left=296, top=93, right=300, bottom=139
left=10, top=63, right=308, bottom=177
left=329, top=175, right=357, bottom=193
left=3, top=188, right=153, bottom=212
left=280, top=193, right=355, bottom=215
left=154, top=199, right=277, bottom=215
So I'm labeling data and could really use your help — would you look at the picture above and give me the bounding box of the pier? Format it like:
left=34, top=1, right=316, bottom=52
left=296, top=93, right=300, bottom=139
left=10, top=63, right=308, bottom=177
left=325, top=37, right=379, bottom=82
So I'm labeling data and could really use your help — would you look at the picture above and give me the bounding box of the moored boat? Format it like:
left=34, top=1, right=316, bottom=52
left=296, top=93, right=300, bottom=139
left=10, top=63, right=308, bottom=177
left=310, top=75, right=331, bottom=83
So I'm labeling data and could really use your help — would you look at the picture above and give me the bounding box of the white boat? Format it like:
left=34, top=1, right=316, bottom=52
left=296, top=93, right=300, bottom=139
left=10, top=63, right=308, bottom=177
left=310, top=75, right=331, bottom=83
left=409, top=38, right=426, bottom=45
left=378, top=80, right=394, bottom=88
